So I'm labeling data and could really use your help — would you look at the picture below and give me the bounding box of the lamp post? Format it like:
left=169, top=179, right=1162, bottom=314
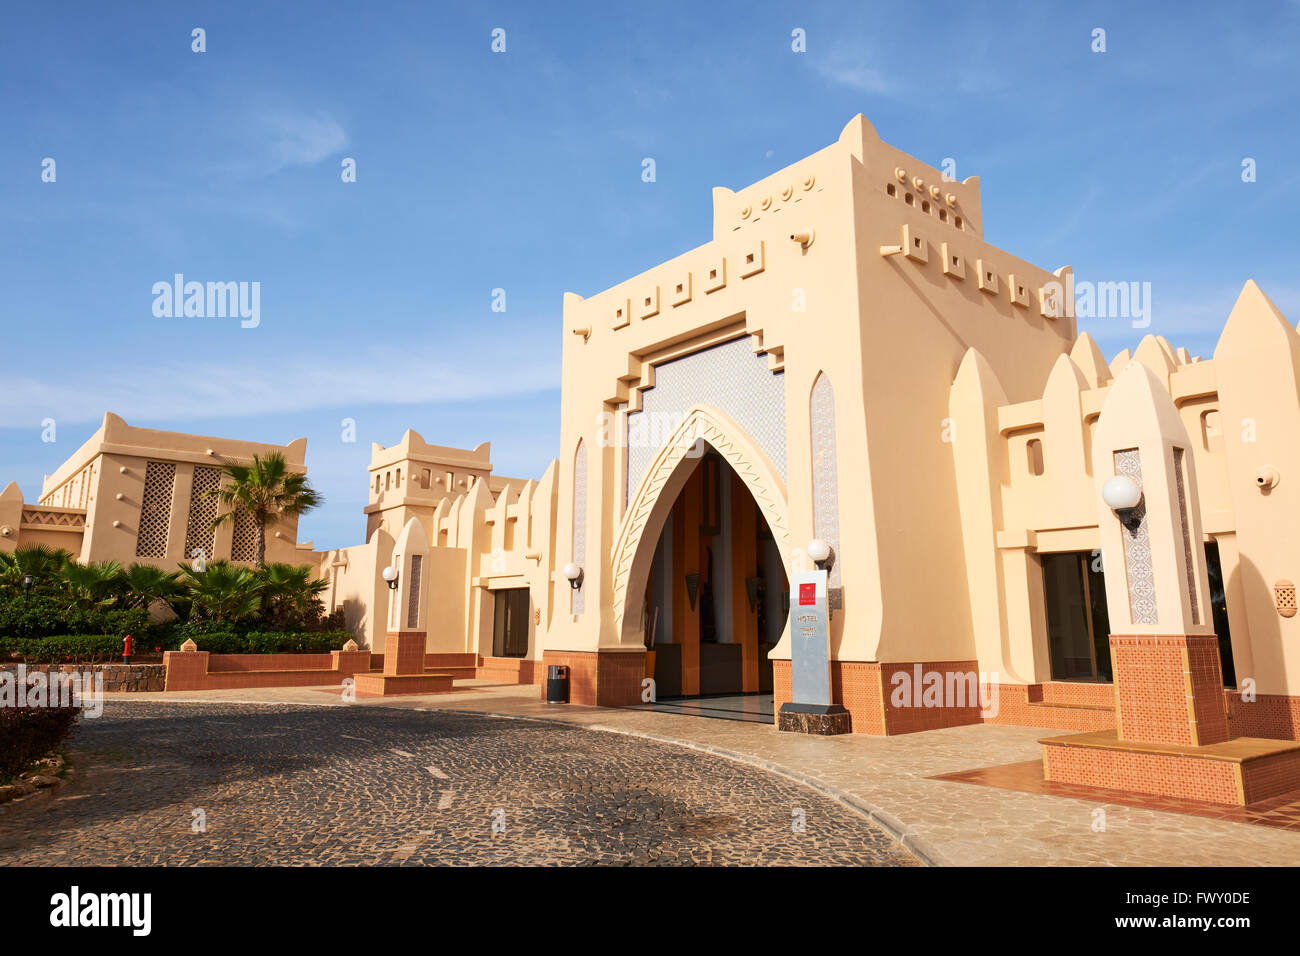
left=21, top=573, right=33, bottom=604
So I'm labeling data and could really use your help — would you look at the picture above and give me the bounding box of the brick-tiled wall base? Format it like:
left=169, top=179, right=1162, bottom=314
left=1042, top=739, right=1243, bottom=804
left=1227, top=693, right=1300, bottom=741
left=1042, top=734, right=1300, bottom=806
left=1111, top=635, right=1230, bottom=746
left=1037, top=681, right=1115, bottom=707
left=477, top=657, right=544, bottom=685
left=540, top=650, right=647, bottom=706
left=164, top=650, right=373, bottom=692
left=772, top=659, right=983, bottom=735
left=982, top=683, right=1117, bottom=732
left=352, top=671, right=454, bottom=697
left=384, top=631, right=427, bottom=677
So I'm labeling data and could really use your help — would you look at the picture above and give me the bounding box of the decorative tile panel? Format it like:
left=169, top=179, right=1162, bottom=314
left=626, top=336, right=785, bottom=505
left=572, top=440, right=587, bottom=616
left=406, top=554, right=423, bottom=629
left=810, top=372, right=841, bottom=589
left=1114, top=448, right=1157, bottom=625
left=1172, top=447, right=1199, bottom=624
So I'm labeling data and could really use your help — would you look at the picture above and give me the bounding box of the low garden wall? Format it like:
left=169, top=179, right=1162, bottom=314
left=163, top=648, right=375, bottom=692
left=0, top=662, right=165, bottom=692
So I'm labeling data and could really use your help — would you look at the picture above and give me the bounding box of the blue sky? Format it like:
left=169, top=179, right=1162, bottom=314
left=2, top=1, right=1297, bottom=549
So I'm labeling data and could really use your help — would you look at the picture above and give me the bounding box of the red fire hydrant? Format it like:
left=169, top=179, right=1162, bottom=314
left=122, top=633, right=133, bottom=663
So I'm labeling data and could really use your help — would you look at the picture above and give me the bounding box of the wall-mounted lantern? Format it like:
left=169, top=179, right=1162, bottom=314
left=1102, top=475, right=1143, bottom=530
left=381, top=565, right=399, bottom=591
left=808, top=538, right=834, bottom=571
left=563, top=563, right=584, bottom=591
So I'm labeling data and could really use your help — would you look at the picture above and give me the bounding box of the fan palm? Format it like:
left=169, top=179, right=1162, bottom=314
left=0, top=545, right=74, bottom=592
left=181, top=561, right=262, bottom=624
left=209, top=453, right=321, bottom=569
left=59, top=560, right=125, bottom=610
left=121, top=563, right=184, bottom=613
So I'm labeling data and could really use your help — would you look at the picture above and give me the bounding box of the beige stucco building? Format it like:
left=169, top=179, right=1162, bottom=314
left=1, top=412, right=315, bottom=569
left=10, top=116, right=1300, bottom=744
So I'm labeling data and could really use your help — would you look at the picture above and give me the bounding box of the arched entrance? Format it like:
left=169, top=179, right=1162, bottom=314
left=611, top=406, right=792, bottom=717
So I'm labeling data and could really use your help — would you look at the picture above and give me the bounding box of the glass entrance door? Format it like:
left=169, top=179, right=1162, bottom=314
left=1043, top=551, right=1112, bottom=682
left=491, top=588, right=530, bottom=658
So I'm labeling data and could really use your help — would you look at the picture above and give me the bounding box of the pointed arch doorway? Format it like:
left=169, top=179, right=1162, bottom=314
left=634, top=448, right=789, bottom=719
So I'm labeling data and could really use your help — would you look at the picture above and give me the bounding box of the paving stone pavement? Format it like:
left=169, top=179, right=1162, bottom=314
left=0, top=701, right=917, bottom=867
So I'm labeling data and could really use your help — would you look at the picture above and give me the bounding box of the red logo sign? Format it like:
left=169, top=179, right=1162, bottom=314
left=799, top=583, right=817, bottom=606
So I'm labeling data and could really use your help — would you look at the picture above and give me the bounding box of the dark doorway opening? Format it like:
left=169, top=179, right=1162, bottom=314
left=491, top=587, right=530, bottom=658
left=642, top=451, right=788, bottom=705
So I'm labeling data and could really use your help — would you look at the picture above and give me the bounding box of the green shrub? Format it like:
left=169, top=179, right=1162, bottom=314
left=167, top=631, right=353, bottom=655
left=0, top=703, right=80, bottom=782
left=0, top=634, right=124, bottom=664
left=0, top=595, right=149, bottom=640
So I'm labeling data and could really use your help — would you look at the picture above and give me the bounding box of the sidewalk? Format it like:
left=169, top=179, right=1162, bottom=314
left=105, top=681, right=1300, bottom=866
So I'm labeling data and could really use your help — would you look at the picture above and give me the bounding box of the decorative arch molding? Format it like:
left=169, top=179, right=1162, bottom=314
left=610, top=404, right=792, bottom=638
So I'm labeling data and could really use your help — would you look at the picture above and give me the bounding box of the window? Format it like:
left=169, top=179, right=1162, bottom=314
left=1043, top=551, right=1112, bottom=682
left=492, top=588, right=531, bottom=658
left=1026, top=438, right=1045, bottom=476
left=1205, top=542, right=1237, bottom=688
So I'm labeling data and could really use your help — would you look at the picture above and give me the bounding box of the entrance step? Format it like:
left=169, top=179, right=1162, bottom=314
left=1041, top=729, right=1300, bottom=805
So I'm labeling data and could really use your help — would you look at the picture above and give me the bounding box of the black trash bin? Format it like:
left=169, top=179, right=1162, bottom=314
left=546, top=664, right=570, bottom=703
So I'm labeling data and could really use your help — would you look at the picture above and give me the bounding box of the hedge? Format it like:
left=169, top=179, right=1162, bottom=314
left=1, top=631, right=354, bottom=662
left=176, top=631, right=355, bottom=655
left=0, top=704, right=80, bottom=782
left=0, top=597, right=150, bottom=640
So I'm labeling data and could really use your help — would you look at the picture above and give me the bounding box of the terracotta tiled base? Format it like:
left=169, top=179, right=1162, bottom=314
left=773, top=659, right=984, bottom=735
left=540, top=649, right=646, bottom=706
left=1041, top=729, right=1300, bottom=806
left=384, top=631, right=428, bottom=677
left=1111, top=634, right=1229, bottom=746
left=936, top=759, right=1300, bottom=826
left=351, top=672, right=455, bottom=697
left=163, top=649, right=373, bottom=692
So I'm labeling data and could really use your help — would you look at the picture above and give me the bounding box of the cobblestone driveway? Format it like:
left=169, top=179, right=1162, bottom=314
left=0, top=702, right=917, bottom=866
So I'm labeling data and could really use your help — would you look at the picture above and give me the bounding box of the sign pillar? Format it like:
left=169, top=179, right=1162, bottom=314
left=778, top=569, right=851, bottom=734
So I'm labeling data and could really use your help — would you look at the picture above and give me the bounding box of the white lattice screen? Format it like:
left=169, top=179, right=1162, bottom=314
left=185, top=466, right=221, bottom=562
left=135, top=462, right=176, bottom=558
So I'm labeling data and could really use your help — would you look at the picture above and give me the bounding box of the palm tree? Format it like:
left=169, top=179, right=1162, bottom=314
left=181, top=561, right=262, bottom=625
left=59, top=560, right=124, bottom=610
left=121, top=563, right=184, bottom=614
left=209, top=453, right=321, bottom=569
left=0, top=545, right=73, bottom=592
left=258, top=563, right=329, bottom=628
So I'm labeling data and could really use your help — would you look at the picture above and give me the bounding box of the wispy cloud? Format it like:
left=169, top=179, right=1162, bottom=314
left=811, top=47, right=897, bottom=97
left=0, top=340, right=559, bottom=429
left=263, top=110, right=348, bottom=173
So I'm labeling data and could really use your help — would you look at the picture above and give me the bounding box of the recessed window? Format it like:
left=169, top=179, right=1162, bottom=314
left=675, top=283, right=684, bottom=293
left=955, top=216, right=964, bottom=229
left=939, top=209, right=948, bottom=222
left=922, top=200, right=931, bottom=213
left=1201, top=408, right=1223, bottom=452
left=887, top=183, right=897, bottom=197
left=746, top=253, right=754, bottom=264
left=709, top=269, right=717, bottom=279
left=1027, top=438, right=1045, bottom=476
left=905, top=193, right=914, bottom=205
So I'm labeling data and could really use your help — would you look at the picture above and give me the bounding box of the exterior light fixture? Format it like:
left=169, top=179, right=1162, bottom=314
left=808, top=538, right=833, bottom=571
left=21, top=573, right=34, bottom=601
left=563, top=563, right=584, bottom=591
left=382, top=565, right=399, bottom=591
left=1102, top=475, right=1143, bottom=530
